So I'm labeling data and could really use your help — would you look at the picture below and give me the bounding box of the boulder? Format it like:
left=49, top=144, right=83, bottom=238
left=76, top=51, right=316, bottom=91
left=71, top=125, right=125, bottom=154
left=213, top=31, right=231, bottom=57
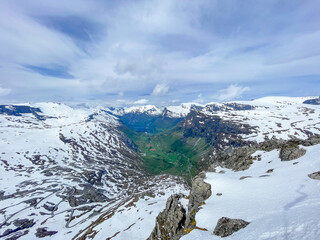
left=188, top=177, right=211, bottom=207
left=186, top=174, right=212, bottom=226
left=279, top=145, right=306, bottom=161
left=148, top=194, right=187, bottom=240
left=213, top=217, right=250, bottom=237
left=308, top=171, right=320, bottom=180
left=303, top=97, right=320, bottom=105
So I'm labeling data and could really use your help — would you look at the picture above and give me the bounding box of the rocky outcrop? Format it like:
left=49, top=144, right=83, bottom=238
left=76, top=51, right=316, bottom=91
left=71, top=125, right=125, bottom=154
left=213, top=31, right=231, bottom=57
left=279, top=145, right=306, bottom=161
left=186, top=173, right=212, bottom=226
left=68, top=184, right=108, bottom=207
left=149, top=173, right=212, bottom=240
left=148, top=194, right=187, bottom=240
left=35, top=227, right=58, bottom=238
left=209, top=146, right=256, bottom=171
left=303, top=97, right=320, bottom=105
left=213, top=217, right=250, bottom=237
left=209, top=137, right=320, bottom=172
left=149, top=136, right=320, bottom=240
left=308, top=171, right=320, bottom=180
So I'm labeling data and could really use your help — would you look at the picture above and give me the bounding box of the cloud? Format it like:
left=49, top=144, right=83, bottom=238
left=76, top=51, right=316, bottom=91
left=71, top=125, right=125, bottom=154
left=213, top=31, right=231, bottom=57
left=114, top=58, right=162, bottom=77
left=152, top=83, right=169, bottom=96
left=134, top=98, right=149, bottom=104
left=0, top=86, right=11, bottom=96
left=0, top=0, right=319, bottom=104
left=215, top=84, right=250, bottom=101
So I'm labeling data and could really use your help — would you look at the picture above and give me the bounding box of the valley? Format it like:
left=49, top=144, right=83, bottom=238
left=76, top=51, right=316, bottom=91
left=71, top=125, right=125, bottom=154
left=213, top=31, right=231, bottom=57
left=0, top=96, right=319, bottom=239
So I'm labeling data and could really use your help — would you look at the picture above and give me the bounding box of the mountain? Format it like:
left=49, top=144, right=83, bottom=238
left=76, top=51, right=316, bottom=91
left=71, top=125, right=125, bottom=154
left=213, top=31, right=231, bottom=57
left=0, top=103, right=187, bottom=239
left=0, top=96, right=319, bottom=239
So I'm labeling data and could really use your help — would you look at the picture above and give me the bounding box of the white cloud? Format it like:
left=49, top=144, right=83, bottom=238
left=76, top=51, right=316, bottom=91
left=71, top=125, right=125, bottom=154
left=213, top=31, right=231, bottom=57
left=134, top=98, right=149, bottom=104
left=0, top=86, right=11, bottom=96
left=152, top=83, right=169, bottom=96
left=114, top=58, right=162, bottom=77
left=215, top=84, right=250, bottom=101
left=0, top=0, right=319, bottom=103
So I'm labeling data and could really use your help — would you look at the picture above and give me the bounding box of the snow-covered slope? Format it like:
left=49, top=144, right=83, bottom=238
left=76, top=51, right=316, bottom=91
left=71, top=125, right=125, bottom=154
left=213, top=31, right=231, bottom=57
left=111, top=102, right=204, bottom=118
left=112, top=97, right=320, bottom=140
left=182, top=143, right=320, bottom=240
left=111, top=105, right=162, bottom=116
left=208, top=96, right=320, bottom=142
left=0, top=103, right=141, bottom=199
left=0, top=96, right=319, bottom=240
left=0, top=103, right=187, bottom=239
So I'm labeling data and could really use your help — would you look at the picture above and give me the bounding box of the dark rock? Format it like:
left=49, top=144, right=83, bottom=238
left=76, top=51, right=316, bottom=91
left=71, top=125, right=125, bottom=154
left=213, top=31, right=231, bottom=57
left=0, top=229, right=29, bottom=240
left=302, top=136, right=320, bottom=146
left=210, top=146, right=256, bottom=171
left=279, top=145, right=306, bottom=161
left=188, top=177, right=211, bottom=207
left=0, top=190, right=4, bottom=200
left=13, top=219, right=35, bottom=229
left=68, top=185, right=108, bottom=207
left=186, top=175, right=212, bottom=226
left=43, top=203, right=55, bottom=212
left=240, top=176, right=252, bottom=180
left=41, top=170, right=53, bottom=177
left=303, top=97, right=320, bottom=105
left=35, top=228, right=58, bottom=238
left=308, top=171, right=320, bottom=180
left=182, top=111, right=253, bottom=149
left=148, top=194, right=187, bottom=240
left=0, top=105, right=45, bottom=120
left=0, top=219, right=34, bottom=239
left=259, top=175, right=270, bottom=178
left=213, top=217, right=250, bottom=237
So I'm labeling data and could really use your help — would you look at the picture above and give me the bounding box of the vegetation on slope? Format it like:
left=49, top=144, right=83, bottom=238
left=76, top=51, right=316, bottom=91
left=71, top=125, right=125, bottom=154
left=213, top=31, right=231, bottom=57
left=121, top=124, right=211, bottom=179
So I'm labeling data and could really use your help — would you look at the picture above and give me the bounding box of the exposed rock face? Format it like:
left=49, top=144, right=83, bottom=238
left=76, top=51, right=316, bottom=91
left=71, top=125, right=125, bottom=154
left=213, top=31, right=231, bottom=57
left=279, top=145, right=306, bottom=161
left=148, top=194, right=187, bottom=240
left=209, top=146, right=256, bottom=171
left=149, top=174, right=212, bottom=240
left=187, top=174, right=211, bottom=216
left=13, top=219, right=35, bottom=229
left=303, top=97, right=320, bottom=105
left=308, top=171, right=320, bottom=180
left=302, top=136, right=320, bottom=146
left=35, top=227, right=58, bottom=238
left=67, top=184, right=108, bottom=207
left=182, top=111, right=253, bottom=149
left=213, top=217, right=250, bottom=237
left=209, top=137, right=320, bottom=172
left=185, top=173, right=212, bottom=228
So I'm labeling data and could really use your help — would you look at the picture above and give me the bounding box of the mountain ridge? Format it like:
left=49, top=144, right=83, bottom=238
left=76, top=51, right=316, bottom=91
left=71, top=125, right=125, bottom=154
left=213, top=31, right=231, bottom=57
left=0, top=96, right=319, bottom=239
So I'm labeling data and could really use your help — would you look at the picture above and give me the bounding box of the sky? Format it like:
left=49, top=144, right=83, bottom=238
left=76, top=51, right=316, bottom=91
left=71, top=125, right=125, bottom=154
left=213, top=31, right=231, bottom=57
left=0, top=0, right=319, bottom=106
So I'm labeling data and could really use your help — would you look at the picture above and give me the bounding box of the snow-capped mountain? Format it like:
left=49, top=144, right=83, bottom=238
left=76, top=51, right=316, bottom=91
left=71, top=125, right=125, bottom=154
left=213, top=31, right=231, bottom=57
left=111, top=102, right=204, bottom=118
left=0, top=96, right=319, bottom=240
left=0, top=103, right=187, bottom=239
left=110, top=105, right=162, bottom=116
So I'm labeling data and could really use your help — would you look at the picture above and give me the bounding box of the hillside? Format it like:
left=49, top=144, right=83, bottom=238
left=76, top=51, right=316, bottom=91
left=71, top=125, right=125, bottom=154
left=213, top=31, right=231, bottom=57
left=0, top=96, right=319, bottom=239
